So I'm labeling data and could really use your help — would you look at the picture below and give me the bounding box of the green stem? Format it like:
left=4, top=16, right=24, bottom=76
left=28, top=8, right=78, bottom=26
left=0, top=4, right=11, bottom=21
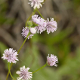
left=44, top=0, right=46, bottom=3
left=36, top=0, right=46, bottom=18
left=36, top=9, right=44, bottom=18
left=8, top=63, right=15, bottom=80
left=32, top=64, right=47, bottom=74
left=6, top=63, right=13, bottom=80
left=17, top=33, right=29, bottom=54
left=26, top=9, right=36, bottom=26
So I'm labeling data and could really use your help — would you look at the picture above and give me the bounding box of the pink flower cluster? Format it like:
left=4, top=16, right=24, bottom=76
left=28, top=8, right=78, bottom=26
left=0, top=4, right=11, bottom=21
left=32, top=15, right=57, bottom=34
left=47, top=54, right=58, bottom=66
left=28, top=0, right=44, bottom=9
left=16, top=66, right=32, bottom=80
left=21, top=15, right=57, bottom=38
left=1, top=48, right=18, bottom=63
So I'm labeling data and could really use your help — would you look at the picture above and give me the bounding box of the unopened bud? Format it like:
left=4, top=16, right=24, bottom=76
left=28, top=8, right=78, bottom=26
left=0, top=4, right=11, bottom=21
left=30, top=28, right=36, bottom=34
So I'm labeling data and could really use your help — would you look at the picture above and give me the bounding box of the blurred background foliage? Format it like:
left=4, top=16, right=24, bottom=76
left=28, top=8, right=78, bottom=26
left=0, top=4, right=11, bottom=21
left=0, top=0, right=80, bottom=80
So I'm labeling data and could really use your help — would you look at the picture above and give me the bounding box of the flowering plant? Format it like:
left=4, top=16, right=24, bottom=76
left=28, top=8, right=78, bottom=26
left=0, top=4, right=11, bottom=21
left=1, top=0, right=58, bottom=80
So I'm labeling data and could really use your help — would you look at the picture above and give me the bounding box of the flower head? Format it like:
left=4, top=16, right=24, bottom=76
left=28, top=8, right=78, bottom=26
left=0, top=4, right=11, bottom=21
left=46, top=18, right=57, bottom=34
left=21, top=27, right=29, bottom=38
left=47, top=54, right=58, bottom=66
left=32, top=15, right=46, bottom=34
left=21, top=27, right=35, bottom=39
left=1, top=48, right=18, bottom=63
left=28, top=0, right=44, bottom=9
left=16, top=66, right=32, bottom=80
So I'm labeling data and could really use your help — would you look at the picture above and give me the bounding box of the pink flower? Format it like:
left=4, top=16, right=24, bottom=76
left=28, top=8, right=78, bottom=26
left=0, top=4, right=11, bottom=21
left=47, top=54, right=58, bottom=66
left=21, top=27, right=36, bottom=39
left=32, top=15, right=57, bottom=34
left=28, top=0, right=44, bottom=9
left=16, top=66, right=32, bottom=80
left=32, top=15, right=46, bottom=34
left=21, top=27, right=29, bottom=38
left=46, top=18, right=57, bottom=34
left=1, top=48, right=18, bottom=63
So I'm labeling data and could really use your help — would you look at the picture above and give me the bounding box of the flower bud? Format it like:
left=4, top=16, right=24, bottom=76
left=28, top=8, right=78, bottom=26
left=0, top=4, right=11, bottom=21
left=30, top=27, right=36, bottom=34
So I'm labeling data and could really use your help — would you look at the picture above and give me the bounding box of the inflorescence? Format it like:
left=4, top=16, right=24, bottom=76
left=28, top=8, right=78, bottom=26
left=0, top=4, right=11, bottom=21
left=47, top=54, right=58, bottom=66
left=21, top=15, right=57, bottom=39
left=2, top=48, right=18, bottom=63
left=28, top=0, right=44, bottom=9
left=1, top=0, right=58, bottom=80
left=16, top=66, right=32, bottom=80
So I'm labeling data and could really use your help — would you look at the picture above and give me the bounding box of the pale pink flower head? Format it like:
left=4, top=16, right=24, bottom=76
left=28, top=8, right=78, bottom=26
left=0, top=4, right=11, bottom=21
left=28, top=0, right=44, bottom=9
left=32, top=15, right=46, bottom=34
left=46, top=18, right=57, bottom=34
left=16, top=66, right=32, bottom=80
left=47, top=54, right=58, bottom=66
left=1, top=48, right=18, bottom=63
left=21, top=27, right=34, bottom=39
left=32, top=15, right=39, bottom=24
left=21, top=27, right=29, bottom=38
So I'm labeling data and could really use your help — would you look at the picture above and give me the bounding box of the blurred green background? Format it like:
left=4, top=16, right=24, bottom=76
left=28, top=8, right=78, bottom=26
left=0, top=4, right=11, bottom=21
left=0, top=0, right=80, bottom=80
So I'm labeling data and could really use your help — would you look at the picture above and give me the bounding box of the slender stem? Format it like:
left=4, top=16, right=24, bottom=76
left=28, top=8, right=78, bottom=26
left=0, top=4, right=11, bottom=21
left=8, top=63, right=15, bottom=80
left=44, top=0, right=46, bottom=3
left=32, top=64, right=47, bottom=74
left=17, top=33, right=29, bottom=54
left=26, top=9, right=36, bottom=26
left=36, top=9, right=44, bottom=18
left=6, top=63, right=13, bottom=80
left=36, top=0, right=46, bottom=18
left=9, top=71, right=15, bottom=80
